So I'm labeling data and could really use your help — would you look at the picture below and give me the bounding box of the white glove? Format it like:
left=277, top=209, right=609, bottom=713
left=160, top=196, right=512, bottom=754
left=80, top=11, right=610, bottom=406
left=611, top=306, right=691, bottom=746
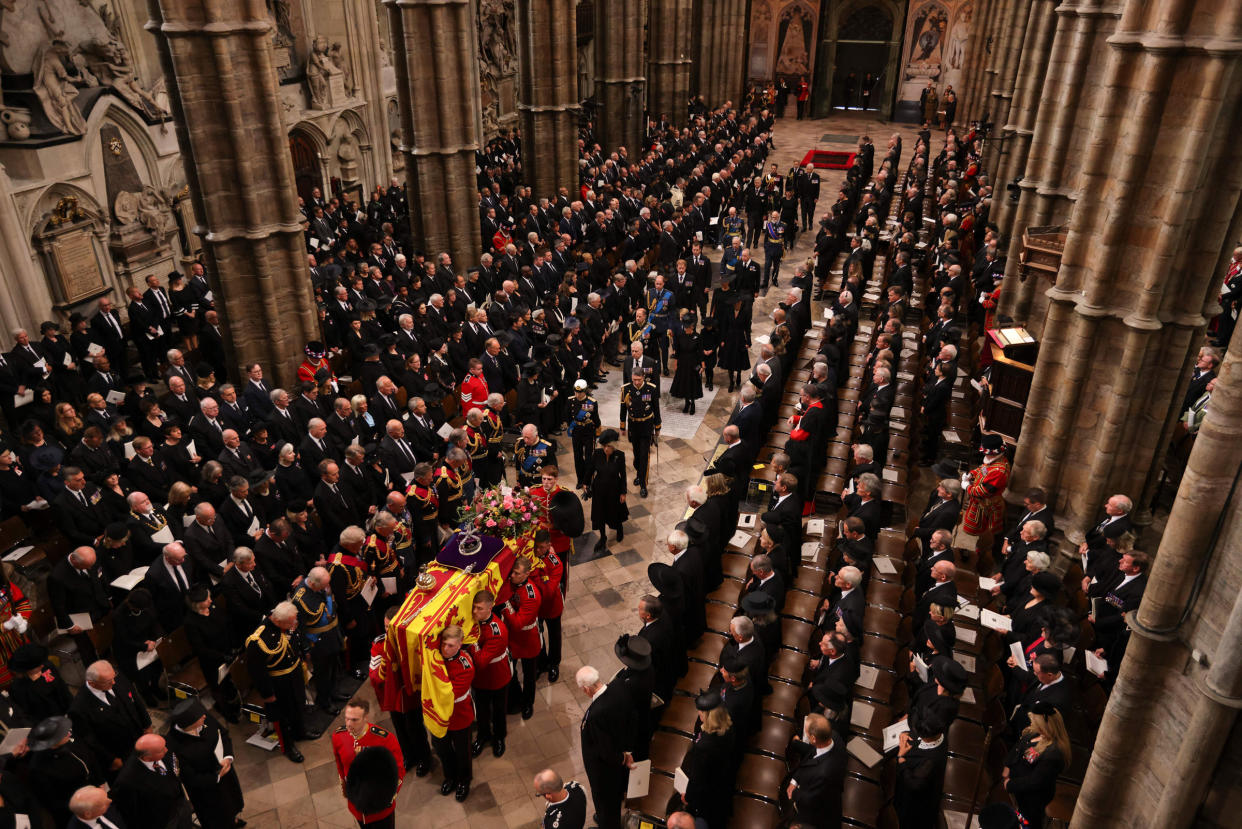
left=2, top=616, right=26, bottom=634
left=961, top=473, right=970, bottom=489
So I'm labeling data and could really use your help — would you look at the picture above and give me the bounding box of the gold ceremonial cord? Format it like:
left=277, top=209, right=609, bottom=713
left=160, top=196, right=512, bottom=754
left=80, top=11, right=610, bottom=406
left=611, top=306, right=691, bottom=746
left=246, top=625, right=301, bottom=676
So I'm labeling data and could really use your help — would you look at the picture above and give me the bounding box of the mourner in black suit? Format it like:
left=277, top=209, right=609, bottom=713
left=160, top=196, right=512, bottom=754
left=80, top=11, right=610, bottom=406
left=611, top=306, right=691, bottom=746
left=47, top=547, right=113, bottom=664
left=68, top=665, right=152, bottom=776
left=163, top=698, right=245, bottom=828
left=577, top=668, right=638, bottom=829
left=786, top=714, right=847, bottom=829
left=220, top=549, right=276, bottom=646
left=111, top=734, right=195, bottom=829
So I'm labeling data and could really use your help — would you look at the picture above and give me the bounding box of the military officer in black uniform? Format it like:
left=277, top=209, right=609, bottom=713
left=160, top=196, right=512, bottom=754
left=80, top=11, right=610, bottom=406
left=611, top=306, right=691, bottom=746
left=567, top=379, right=602, bottom=487
left=620, top=372, right=660, bottom=498
left=292, top=566, right=345, bottom=715
left=435, top=448, right=470, bottom=529
left=514, top=424, right=557, bottom=488
left=329, top=527, right=376, bottom=679
left=244, top=601, right=309, bottom=762
left=406, top=462, right=440, bottom=568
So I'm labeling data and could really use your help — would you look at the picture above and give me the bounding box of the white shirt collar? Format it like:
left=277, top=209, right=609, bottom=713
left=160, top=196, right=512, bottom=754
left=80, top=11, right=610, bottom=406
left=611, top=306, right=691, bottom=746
left=590, top=683, right=609, bottom=702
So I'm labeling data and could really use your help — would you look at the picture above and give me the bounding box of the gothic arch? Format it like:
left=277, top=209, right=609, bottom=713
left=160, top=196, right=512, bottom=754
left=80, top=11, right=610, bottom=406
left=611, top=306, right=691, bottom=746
left=812, top=0, right=905, bottom=118
left=24, top=182, right=108, bottom=239
left=81, top=99, right=163, bottom=191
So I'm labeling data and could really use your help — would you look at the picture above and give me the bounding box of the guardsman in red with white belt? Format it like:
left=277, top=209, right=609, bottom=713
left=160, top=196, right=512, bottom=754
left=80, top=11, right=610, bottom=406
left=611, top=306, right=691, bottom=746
left=501, top=556, right=542, bottom=720
left=468, top=590, right=511, bottom=759
left=531, top=530, right=566, bottom=683
left=434, top=625, right=475, bottom=802
left=331, top=697, right=405, bottom=827
left=370, top=606, right=432, bottom=776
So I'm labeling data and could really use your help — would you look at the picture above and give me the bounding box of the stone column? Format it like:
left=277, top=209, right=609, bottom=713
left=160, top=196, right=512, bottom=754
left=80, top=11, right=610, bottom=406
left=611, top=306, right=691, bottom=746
left=145, top=0, right=318, bottom=388
left=647, top=0, right=694, bottom=124
left=960, top=0, right=1002, bottom=123
left=1006, top=0, right=1242, bottom=545
left=1074, top=272, right=1242, bottom=828
left=980, top=0, right=1032, bottom=173
left=517, top=0, right=580, bottom=197
left=387, top=0, right=482, bottom=268
left=997, top=0, right=1122, bottom=327
left=595, top=0, right=647, bottom=152
left=990, top=0, right=1058, bottom=238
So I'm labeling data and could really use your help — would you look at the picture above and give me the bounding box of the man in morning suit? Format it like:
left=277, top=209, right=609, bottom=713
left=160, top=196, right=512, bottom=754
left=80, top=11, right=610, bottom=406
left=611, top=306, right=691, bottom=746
left=68, top=661, right=152, bottom=777
left=785, top=713, right=846, bottom=828
left=110, top=733, right=195, bottom=829
left=576, top=665, right=637, bottom=829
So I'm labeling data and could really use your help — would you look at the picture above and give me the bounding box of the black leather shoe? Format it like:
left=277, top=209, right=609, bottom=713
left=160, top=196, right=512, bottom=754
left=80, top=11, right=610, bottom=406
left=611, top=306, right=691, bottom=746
left=440, top=780, right=456, bottom=796
left=350, top=667, right=366, bottom=680
left=548, top=667, right=559, bottom=683
left=470, top=739, right=487, bottom=757
left=522, top=706, right=534, bottom=720
left=594, top=539, right=606, bottom=554
left=414, top=761, right=431, bottom=777
left=284, top=746, right=304, bottom=763
left=234, top=820, right=247, bottom=827
left=455, top=782, right=470, bottom=802
left=634, top=476, right=641, bottom=485
left=641, top=487, right=648, bottom=498
left=493, top=739, right=506, bottom=757
left=616, top=527, right=624, bottom=541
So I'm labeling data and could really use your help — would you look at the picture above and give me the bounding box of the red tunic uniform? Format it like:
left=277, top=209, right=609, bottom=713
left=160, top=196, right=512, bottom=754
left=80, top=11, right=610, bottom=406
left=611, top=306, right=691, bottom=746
left=789, top=399, right=823, bottom=442
left=529, top=485, right=572, bottom=554
left=459, top=373, right=489, bottom=415
left=446, top=650, right=476, bottom=731
left=533, top=551, right=565, bottom=620
left=331, top=723, right=405, bottom=823
left=501, top=579, right=542, bottom=659
left=962, top=456, right=1011, bottom=535
left=468, top=613, right=511, bottom=690
left=297, top=357, right=335, bottom=386
left=369, top=635, right=416, bottom=714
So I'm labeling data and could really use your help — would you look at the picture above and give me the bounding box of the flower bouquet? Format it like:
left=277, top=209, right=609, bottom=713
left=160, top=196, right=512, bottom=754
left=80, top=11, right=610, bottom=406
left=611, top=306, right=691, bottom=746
left=459, top=484, right=542, bottom=540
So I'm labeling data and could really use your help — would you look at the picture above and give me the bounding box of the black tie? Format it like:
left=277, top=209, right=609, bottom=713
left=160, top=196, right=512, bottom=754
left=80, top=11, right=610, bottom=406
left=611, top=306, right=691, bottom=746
left=174, top=566, right=188, bottom=593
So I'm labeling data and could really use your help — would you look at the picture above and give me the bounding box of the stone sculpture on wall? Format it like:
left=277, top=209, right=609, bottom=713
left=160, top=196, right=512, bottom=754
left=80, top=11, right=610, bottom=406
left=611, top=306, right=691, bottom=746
left=2, top=0, right=168, bottom=137
left=477, top=0, right=517, bottom=137
left=306, top=35, right=347, bottom=109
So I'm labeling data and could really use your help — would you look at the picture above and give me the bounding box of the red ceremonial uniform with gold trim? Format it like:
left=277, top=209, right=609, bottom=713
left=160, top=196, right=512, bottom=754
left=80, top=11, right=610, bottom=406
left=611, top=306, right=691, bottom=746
left=501, top=579, right=542, bottom=659
left=468, top=613, right=511, bottom=690
left=446, top=650, right=476, bottom=731
left=533, top=551, right=565, bottom=620
left=332, top=723, right=405, bottom=822
left=962, top=457, right=1011, bottom=535
left=529, top=485, right=572, bottom=554
left=460, top=374, right=488, bottom=415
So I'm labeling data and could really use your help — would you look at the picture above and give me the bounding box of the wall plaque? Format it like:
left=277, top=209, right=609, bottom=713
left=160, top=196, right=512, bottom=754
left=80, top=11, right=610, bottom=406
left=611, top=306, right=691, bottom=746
left=49, top=227, right=107, bottom=304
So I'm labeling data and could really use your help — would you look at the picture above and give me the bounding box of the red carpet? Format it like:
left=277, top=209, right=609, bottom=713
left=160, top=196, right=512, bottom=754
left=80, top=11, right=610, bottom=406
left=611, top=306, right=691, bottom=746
left=799, top=149, right=856, bottom=170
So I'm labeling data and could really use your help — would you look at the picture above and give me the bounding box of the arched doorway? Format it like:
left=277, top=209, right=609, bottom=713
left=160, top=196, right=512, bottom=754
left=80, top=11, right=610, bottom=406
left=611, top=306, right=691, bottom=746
left=812, top=0, right=903, bottom=119
left=289, top=131, right=322, bottom=205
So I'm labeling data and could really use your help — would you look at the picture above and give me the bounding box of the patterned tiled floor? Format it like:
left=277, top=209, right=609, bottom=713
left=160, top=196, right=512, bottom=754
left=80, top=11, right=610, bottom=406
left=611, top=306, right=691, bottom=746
left=175, top=111, right=923, bottom=829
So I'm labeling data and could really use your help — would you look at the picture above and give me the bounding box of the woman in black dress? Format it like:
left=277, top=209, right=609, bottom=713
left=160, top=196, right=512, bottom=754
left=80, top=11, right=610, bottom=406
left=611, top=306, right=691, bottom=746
left=182, top=586, right=242, bottom=723
left=168, top=273, right=200, bottom=352
left=894, top=716, right=949, bottom=829
left=670, top=314, right=703, bottom=414
left=678, top=692, right=737, bottom=828
left=111, top=587, right=166, bottom=707
left=40, top=321, right=84, bottom=405
left=714, top=279, right=752, bottom=392
left=699, top=317, right=720, bottom=392
left=1004, top=704, right=1070, bottom=827
left=163, top=696, right=245, bottom=826
left=585, top=429, right=627, bottom=553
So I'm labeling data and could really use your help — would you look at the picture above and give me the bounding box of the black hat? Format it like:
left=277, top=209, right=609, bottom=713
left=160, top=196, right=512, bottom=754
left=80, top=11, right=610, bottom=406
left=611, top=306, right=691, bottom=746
left=977, top=804, right=1020, bottom=829
left=126, top=370, right=147, bottom=386
left=362, top=343, right=381, bottom=358
left=286, top=499, right=310, bottom=514
left=1031, top=571, right=1061, bottom=598
left=345, top=746, right=401, bottom=815
left=980, top=433, right=1004, bottom=453
left=549, top=489, right=585, bottom=538
left=533, top=344, right=552, bottom=361
left=741, top=591, right=775, bottom=616
left=195, top=362, right=215, bottom=379
left=931, top=656, right=969, bottom=696
left=69, top=312, right=85, bottom=325
left=28, top=445, right=63, bottom=473
left=27, top=716, right=72, bottom=751
left=719, top=648, right=747, bottom=674
left=170, top=697, right=208, bottom=729
left=599, top=428, right=620, bottom=446
left=546, top=334, right=564, bottom=347
left=346, top=311, right=361, bottom=323
left=614, top=634, right=652, bottom=670
left=314, top=366, right=332, bottom=384
left=521, top=361, right=539, bottom=375
left=1029, top=700, right=1059, bottom=718
left=647, top=562, right=683, bottom=600
left=7, top=643, right=46, bottom=673
left=682, top=314, right=697, bottom=327
left=695, top=688, right=722, bottom=711
left=357, top=298, right=377, bottom=313
left=248, top=468, right=275, bottom=487
left=126, top=587, right=153, bottom=609
left=105, top=522, right=129, bottom=540
left=376, top=295, right=394, bottom=311
left=378, top=333, right=397, bottom=347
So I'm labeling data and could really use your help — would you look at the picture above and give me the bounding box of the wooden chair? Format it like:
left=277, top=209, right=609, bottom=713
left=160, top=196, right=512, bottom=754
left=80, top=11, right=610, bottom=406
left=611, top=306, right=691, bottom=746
left=841, top=777, right=885, bottom=828
left=648, top=731, right=691, bottom=774
left=748, top=712, right=795, bottom=759
left=687, top=632, right=727, bottom=665
left=735, top=754, right=787, bottom=803
left=727, top=794, right=781, bottom=828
